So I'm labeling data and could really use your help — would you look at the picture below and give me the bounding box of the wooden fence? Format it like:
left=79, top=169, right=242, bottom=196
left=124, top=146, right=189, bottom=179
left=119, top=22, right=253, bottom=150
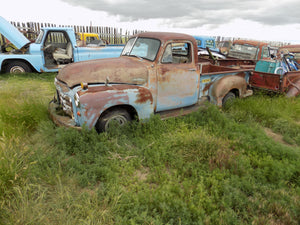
left=0, top=20, right=290, bottom=47
left=4, top=21, right=142, bottom=45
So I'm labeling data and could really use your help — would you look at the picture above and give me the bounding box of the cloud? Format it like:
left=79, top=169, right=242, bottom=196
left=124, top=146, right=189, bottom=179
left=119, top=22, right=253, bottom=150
left=62, top=0, right=300, bottom=28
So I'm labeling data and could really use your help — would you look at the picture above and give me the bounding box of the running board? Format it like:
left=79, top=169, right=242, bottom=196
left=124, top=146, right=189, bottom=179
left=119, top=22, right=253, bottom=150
left=156, top=97, right=209, bottom=120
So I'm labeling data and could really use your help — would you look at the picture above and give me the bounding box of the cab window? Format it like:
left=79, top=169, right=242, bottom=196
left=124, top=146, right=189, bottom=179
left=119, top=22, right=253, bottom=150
left=162, top=42, right=192, bottom=64
left=45, top=31, right=68, bottom=44
left=262, top=46, right=270, bottom=58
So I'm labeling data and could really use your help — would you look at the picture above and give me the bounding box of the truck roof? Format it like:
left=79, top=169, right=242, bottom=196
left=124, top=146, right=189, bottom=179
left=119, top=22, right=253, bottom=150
left=278, top=45, right=300, bottom=53
left=133, top=32, right=195, bottom=42
left=233, top=39, right=269, bottom=47
left=41, top=27, right=74, bottom=32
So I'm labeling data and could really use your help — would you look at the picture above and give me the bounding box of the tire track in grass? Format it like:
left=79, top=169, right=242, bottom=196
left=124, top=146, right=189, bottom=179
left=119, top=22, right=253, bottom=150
left=264, top=127, right=295, bottom=147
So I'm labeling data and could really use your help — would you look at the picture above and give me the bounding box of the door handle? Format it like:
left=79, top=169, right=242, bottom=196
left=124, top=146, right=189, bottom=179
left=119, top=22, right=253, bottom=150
left=188, top=68, right=196, bottom=71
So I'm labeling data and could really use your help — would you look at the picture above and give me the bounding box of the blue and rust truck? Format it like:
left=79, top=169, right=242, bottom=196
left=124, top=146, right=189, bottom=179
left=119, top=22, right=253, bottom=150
left=0, top=16, right=123, bottom=73
left=49, top=32, right=253, bottom=132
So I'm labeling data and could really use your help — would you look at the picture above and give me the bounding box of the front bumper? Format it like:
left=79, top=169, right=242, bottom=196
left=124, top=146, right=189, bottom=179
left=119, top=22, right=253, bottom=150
left=48, top=100, right=81, bottom=130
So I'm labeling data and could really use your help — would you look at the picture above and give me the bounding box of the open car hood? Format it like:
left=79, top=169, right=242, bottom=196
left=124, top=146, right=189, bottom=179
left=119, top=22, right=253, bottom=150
left=0, top=16, right=30, bottom=49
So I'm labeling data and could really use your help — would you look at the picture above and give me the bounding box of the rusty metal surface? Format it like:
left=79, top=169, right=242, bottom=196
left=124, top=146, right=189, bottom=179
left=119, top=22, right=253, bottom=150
left=250, top=70, right=300, bottom=97
left=199, top=57, right=256, bottom=69
left=286, top=78, right=300, bottom=97
left=56, top=57, right=149, bottom=88
left=209, top=74, right=249, bottom=106
left=227, top=40, right=270, bottom=61
left=133, top=32, right=195, bottom=44
left=198, top=63, right=251, bottom=106
left=278, top=45, right=300, bottom=53
left=250, top=71, right=282, bottom=92
left=77, top=85, right=153, bottom=129
left=232, top=40, right=269, bottom=49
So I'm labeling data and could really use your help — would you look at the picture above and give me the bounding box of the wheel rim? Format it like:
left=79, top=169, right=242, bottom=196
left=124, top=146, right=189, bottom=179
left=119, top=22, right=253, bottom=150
left=10, top=66, right=25, bottom=73
left=104, top=115, right=128, bottom=131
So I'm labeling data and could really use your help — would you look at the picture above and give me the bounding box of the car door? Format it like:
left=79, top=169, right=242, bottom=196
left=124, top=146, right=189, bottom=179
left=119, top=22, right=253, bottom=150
left=155, top=41, right=199, bottom=112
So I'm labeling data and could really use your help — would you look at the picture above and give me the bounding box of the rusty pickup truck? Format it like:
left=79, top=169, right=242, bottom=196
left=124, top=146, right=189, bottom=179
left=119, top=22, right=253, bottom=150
left=49, top=32, right=253, bottom=132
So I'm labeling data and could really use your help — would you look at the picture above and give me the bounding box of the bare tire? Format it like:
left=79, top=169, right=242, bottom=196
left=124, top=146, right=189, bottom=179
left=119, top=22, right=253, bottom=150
left=222, top=92, right=236, bottom=108
left=96, top=109, right=132, bottom=133
left=5, top=61, right=31, bottom=74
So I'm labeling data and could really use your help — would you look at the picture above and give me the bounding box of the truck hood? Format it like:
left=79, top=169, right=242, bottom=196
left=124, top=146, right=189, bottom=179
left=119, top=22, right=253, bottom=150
left=0, top=16, right=30, bottom=49
left=57, top=57, right=149, bottom=87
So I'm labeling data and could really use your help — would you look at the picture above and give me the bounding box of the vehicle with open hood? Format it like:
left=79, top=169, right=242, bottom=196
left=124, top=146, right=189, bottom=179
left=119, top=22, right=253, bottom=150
left=0, top=16, right=123, bottom=73
left=49, top=32, right=253, bottom=132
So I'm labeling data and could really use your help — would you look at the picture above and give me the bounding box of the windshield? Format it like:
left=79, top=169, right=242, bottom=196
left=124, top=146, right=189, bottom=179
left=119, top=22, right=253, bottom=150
left=121, top=37, right=161, bottom=61
left=205, top=39, right=215, bottom=48
left=35, top=30, right=44, bottom=44
left=228, top=44, right=259, bottom=60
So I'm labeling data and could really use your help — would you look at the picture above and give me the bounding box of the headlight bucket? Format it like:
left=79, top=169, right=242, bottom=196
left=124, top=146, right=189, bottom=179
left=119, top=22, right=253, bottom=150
left=74, top=93, right=80, bottom=107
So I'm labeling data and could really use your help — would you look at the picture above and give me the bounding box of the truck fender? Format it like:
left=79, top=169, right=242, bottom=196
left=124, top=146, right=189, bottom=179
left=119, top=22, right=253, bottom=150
left=78, top=86, right=154, bottom=129
left=286, top=78, right=300, bottom=97
left=210, top=74, right=249, bottom=106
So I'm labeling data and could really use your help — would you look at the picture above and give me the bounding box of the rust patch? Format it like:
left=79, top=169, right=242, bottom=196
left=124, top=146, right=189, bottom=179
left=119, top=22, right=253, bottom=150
left=158, top=67, right=172, bottom=83
left=135, top=87, right=153, bottom=104
left=203, top=81, right=213, bottom=92
left=79, top=84, right=141, bottom=96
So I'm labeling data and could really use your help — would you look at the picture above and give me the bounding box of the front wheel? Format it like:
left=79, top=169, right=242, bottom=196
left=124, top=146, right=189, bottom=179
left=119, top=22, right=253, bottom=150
left=5, top=61, right=32, bottom=74
left=222, top=91, right=236, bottom=108
left=96, top=109, right=132, bottom=133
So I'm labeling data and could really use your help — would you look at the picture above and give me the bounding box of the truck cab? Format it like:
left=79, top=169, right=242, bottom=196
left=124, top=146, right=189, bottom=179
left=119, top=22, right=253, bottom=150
left=227, top=40, right=272, bottom=60
left=193, top=35, right=219, bottom=52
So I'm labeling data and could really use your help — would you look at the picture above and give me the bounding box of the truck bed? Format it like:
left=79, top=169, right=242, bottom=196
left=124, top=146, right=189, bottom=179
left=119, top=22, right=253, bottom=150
left=250, top=70, right=300, bottom=94
left=198, top=57, right=256, bottom=69
left=198, top=63, right=252, bottom=75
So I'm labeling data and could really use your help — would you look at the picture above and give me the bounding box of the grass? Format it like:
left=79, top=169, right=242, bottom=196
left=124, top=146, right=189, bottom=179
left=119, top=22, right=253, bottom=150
left=0, top=73, right=300, bottom=224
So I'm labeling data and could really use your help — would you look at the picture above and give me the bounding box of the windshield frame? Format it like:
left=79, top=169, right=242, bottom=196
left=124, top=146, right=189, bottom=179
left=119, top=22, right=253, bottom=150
left=35, top=30, right=44, bottom=44
left=121, top=37, right=161, bottom=62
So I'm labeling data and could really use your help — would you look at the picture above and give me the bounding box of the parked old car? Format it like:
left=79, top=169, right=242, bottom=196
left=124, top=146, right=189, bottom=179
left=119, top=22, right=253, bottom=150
left=49, top=32, right=253, bottom=132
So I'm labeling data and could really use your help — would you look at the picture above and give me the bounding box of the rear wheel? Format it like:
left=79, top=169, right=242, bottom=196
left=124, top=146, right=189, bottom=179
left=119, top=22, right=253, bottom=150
left=96, top=109, right=132, bottom=133
left=222, top=91, right=236, bottom=108
left=5, top=61, right=31, bottom=74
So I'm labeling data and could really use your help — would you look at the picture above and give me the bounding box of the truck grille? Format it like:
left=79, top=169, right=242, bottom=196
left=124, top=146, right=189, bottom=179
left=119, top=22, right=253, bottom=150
left=55, top=80, right=74, bottom=118
left=57, top=90, right=73, bottom=117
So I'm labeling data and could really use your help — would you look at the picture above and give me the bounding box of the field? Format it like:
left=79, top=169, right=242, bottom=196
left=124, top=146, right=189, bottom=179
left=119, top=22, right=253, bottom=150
left=0, top=73, right=300, bottom=225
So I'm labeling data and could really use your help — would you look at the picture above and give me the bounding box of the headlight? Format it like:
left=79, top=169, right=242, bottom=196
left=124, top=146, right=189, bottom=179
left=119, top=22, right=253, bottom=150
left=74, top=93, right=80, bottom=107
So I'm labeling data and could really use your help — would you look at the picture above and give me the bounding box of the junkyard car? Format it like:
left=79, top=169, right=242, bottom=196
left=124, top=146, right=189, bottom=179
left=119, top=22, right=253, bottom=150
left=49, top=32, right=253, bottom=132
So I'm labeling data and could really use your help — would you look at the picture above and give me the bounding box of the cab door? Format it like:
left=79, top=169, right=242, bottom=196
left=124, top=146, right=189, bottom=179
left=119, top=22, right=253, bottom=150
left=155, top=41, right=199, bottom=112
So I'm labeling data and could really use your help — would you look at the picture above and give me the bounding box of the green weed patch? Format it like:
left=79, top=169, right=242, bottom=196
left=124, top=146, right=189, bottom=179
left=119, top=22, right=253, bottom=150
left=0, top=74, right=300, bottom=224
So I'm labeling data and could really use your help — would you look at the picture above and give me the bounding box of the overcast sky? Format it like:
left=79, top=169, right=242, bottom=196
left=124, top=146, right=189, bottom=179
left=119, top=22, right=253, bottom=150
left=2, top=0, right=300, bottom=43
